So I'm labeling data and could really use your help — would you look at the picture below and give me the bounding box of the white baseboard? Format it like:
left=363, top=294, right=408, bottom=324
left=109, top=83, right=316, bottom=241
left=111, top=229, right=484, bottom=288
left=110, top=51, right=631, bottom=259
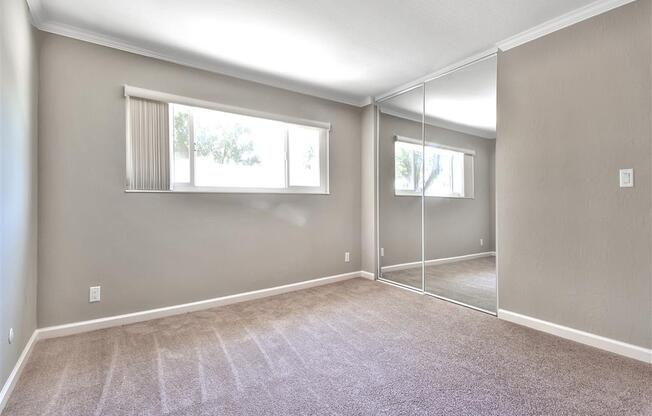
left=0, top=331, right=39, bottom=414
left=360, top=271, right=375, bottom=280
left=381, top=251, right=495, bottom=273
left=38, top=271, right=368, bottom=340
left=498, top=309, right=652, bottom=364
left=0, top=271, right=370, bottom=411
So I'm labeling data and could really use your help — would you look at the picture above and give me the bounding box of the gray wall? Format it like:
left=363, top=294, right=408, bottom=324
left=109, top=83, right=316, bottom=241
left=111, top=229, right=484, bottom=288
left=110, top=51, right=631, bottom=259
left=497, top=0, right=651, bottom=348
left=360, top=104, right=376, bottom=274
left=0, top=0, right=39, bottom=391
left=38, top=34, right=362, bottom=327
left=379, top=113, right=495, bottom=267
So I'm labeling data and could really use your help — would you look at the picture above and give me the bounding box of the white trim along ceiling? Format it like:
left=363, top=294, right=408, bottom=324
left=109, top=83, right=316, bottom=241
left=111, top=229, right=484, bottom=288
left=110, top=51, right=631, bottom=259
left=26, top=0, right=635, bottom=107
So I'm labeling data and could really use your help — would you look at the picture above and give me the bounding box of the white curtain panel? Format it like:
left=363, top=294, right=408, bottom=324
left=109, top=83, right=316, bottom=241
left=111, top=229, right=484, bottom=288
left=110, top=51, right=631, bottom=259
left=126, top=97, right=170, bottom=190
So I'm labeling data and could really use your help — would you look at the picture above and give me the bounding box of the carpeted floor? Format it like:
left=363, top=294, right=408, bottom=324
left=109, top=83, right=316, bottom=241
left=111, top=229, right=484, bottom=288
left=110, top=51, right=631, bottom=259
left=3, top=278, right=650, bottom=415
left=382, top=256, right=497, bottom=312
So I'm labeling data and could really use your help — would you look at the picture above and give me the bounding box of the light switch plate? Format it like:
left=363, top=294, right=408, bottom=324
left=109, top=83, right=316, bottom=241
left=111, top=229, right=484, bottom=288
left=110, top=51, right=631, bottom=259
left=619, top=169, right=634, bottom=188
left=89, top=286, right=101, bottom=303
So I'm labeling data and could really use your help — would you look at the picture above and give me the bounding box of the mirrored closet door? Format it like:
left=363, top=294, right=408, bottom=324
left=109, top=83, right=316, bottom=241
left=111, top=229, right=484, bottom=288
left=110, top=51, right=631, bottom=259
left=377, top=85, right=424, bottom=291
left=423, top=55, right=497, bottom=313
left=377, top=55, right=497, bottom=314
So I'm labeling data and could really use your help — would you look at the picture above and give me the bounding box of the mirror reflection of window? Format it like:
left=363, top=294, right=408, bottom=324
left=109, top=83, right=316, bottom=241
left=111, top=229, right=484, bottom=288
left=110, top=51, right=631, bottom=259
left=394, top=138, right=470, bottom=198
left=425, top=147, right=465, bottom=198
left=394, top=141, right=419, bottom=194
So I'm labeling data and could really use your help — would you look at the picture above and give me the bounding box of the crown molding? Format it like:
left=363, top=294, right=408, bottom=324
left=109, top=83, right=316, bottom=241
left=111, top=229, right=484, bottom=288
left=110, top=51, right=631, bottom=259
left=26, top=0, right=635, bottom=108
left=25, top=1, right=368, bottom=108
left=375, top=0, right=636, bottom=102
left=359, top=96, right=374, bottom=107
left=25, top=0, right=43, bottom=26
left=496, top=0, right=636, bottom=51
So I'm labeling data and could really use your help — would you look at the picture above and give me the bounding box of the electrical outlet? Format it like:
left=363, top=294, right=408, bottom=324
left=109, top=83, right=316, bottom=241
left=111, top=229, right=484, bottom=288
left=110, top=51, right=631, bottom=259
left=344, top=252, right=350, bottom=262
left=8, top=328, right=14, bottom=344
left=480, top=238, right=484, bottom=247
left=89, top=286, right=101, bottom=303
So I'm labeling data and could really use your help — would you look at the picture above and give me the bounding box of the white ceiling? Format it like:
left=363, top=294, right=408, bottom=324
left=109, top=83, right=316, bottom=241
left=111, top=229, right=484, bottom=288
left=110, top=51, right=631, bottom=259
left=28, top=0, right=618, bottom=105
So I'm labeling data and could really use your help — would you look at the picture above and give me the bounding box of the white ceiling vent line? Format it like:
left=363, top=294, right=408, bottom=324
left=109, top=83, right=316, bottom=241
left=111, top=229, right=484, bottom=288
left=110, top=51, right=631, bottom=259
left=497, top=0, right=636, bottom=51
left=24, top=2, right=367, bottom=107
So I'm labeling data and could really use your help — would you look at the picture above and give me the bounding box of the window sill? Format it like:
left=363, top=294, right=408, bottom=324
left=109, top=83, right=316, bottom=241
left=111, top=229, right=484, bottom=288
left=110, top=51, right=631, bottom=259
left=125, top=188, right=330, bottom=195
left=394, top=192, right=474, bottom=200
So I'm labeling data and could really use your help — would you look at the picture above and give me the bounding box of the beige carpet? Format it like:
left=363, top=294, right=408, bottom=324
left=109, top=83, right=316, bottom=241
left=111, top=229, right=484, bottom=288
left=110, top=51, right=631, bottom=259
left=3, top=278, right=650, bottom=415
left=382, top=256, right=497, bottom=312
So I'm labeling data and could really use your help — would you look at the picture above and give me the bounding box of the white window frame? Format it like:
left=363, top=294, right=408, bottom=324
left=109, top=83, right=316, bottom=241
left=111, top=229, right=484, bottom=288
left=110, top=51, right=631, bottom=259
left=394, top=135, right=474, bottom=199
left=125, top=86, right=330, bottom=195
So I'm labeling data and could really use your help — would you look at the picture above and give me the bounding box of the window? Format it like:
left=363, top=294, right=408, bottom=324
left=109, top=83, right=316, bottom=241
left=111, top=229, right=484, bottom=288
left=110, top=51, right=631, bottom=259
left=394, top=136, right=473, bottom=198
left=125, top=86, right=329, bottom=194
left=172, top=104, right=328, bottom=193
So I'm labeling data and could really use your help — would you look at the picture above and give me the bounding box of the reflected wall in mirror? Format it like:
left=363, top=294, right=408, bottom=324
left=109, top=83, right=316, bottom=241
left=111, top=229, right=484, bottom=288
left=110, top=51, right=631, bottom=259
left=377, top=85, right=424, bottom=291
left=423, top=55, right=497, bottom=313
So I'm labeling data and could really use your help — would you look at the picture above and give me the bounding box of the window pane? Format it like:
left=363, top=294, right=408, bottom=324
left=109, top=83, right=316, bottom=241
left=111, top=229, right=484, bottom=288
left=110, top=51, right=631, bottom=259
left=451, top=151, right=465, bottom=196
left=173, top=105, right=191, bottom=183
left=395, top=141, right=420, bottom=193
left=171, top=102, right=327, bottom=192
left=394, top=139, right=467, bottom=197
left=192, top=107, right=286, bottom=188
left=424, top=147, right=464, bottom=197
left=289, top=126, right=320, bottom=187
